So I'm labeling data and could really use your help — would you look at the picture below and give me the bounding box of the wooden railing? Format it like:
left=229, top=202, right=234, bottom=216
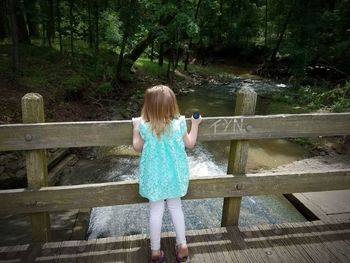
left=1, top=90, right=350, bottom=242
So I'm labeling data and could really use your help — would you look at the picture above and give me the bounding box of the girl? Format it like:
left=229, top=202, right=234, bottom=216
left=132, top=85, right=202, bottom=263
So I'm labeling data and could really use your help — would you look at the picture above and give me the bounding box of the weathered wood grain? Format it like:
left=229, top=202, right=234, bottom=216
left=0, top=169, right=349, bottom=215
left=1, top=221, right=349, bottom=263
left=21, top=93, right=51, bottom=242
left=222, top=87, right=257, bottom=226
left=1, top=113, right=350, bottom=151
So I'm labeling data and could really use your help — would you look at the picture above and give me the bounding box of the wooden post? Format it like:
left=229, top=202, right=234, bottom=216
left=221, top=88, right=257, bottom=226
left=22, top=93, right=51, bottom=242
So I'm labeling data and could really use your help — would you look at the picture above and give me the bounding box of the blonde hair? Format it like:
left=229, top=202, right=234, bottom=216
left=141, top=85, right=180, bottom=137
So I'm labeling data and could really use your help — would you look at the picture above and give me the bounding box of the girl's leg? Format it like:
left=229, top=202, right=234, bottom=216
left=167, top=198, right=188, bottom=257
left=149, top=200, right=165, bottom=255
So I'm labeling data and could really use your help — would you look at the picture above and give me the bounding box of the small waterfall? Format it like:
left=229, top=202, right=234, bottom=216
left=83, top=78, right=306, bottom=239
left=86, top=143, right=305, bottom=239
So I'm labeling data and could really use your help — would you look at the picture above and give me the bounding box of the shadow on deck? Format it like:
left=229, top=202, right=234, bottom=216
left=1, top=220, right=349, bottom=262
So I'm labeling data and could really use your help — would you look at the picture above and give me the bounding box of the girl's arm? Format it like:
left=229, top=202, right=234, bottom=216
left=132, top=117, right=144, bottom=152
left=184, top=115, right=202, bottom=149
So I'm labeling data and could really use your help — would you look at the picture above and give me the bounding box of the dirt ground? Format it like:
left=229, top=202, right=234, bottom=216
left=0, top=74, right=116, bottom=124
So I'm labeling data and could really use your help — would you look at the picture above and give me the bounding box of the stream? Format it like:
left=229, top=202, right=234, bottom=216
left=58, top=77, right=308, bottom=239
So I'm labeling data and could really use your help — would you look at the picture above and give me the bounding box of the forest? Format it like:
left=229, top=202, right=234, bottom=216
left=0, top=0, right=350, bottom=123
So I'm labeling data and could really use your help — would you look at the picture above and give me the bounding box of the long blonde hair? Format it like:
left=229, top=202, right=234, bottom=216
left=141, top=85, right=180, bottom=137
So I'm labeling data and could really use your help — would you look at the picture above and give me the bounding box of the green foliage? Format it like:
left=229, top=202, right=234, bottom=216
left=265, top=101, right=307, bottom=114
left=97, top=82, right=113, bottom=97
left=62, top=74, right=86, bottom=91
left=135, top=58, right=168, bottom=78
left=272, top=81, right=350, bottom=112
left=83, top=52, right=115, bottom=81
left=97, top=82, right=112, bottom=90
left=100, top=10, right=122, bottom=46
left=310, top=83, right=350, bottom=112
left=3, top=0, right=350, bottom=109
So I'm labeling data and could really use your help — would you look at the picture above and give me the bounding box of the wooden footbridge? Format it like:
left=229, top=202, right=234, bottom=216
left=1, top=89, right=350, bottom=262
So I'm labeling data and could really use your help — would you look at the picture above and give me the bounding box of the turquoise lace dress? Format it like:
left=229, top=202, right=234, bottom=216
left=138, top=116, right=189, bottom=202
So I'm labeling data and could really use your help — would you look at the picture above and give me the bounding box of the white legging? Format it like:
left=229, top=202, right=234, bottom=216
left=149, top=198, right=187, bottom=250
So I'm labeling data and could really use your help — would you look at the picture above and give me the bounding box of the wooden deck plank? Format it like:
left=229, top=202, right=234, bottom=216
left=28, top=241, right=66, bottom=263
left=205, top=227, right=235, bottom=262
left=321, top=221, right=350, bottom=246
left=1, top=221, right=350, bottom=262
left=239, top=226, right=271, bottom=263
left=245, top=224, right=284, bottom=263
left=78, top=238, right=98, bottom=263
left=52, top=240, right=83, bottom=263
left=162, top=231, right=176, bottom=263
left=185, top=229, right=212, bottom=263
left=118, top=235, right=131, bottom=263
left=257, top=223, right=317, bottom=263
left=254, top=224, right=300, bottom=263
left=200, top=228, right=227, bottom=262
left=0, top=244, right=28, bottom=263
left=284, top=222, right=342, bottom=263
left=225, top=226, right=264, bottom=263
left=307, top=221, right=350, bottom=262
left=91, top=237, right=115, bottom=263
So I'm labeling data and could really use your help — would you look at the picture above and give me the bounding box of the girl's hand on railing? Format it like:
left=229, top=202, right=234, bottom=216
left=191, top=114, right=202, bottom=126
left=132, top=117, right=141, bottom=132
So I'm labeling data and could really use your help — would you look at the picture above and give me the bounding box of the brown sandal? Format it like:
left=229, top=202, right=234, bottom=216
left=175, top=245, right=190, bottom=263
left=150, top=250, right=165, bottom=263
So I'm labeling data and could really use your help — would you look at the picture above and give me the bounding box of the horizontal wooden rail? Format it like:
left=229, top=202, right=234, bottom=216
left=0, top=113, right=349, bottom=151
left=1, top=168, right=349, bottom=215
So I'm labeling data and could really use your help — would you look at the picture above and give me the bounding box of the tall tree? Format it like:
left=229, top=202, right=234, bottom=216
left=8, top=0, right=20, bottom=71
left=15, top=0, right=30, bottom=43
left=93, top=0, right=99, bottom=53
left=0, top=0, right=7, bottom=40
left=47, top=0, right=54, bottom=47
left=68, top=0, right=74, bottom=55
left=23, top=0, right=39, bottom=38
left=56, top=0, right=62, bottom=52
left=184, top=0, right=202, bottom=71
left=39, top=0, right=47, bottom=45
left=87, top=0, right=93, bottom=48
left=264, top=0, right=268, bottom=53
left=270, top=1, right=295, bottom=62
left=116, top=0, right=135, bottom=78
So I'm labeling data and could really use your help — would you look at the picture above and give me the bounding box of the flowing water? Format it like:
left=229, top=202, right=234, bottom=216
left=60, top=77, right=308, bottom=239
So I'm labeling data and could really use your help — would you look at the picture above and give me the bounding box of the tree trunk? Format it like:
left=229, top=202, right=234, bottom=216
left=264, top=0, right=268, bottom=53
left=150, top=40, right=154, bottom=61
left=166, top=52, right=172, bottom=79
left=56, top=0, right=62, bottom=52
left=328, top=0, right=335, bottom=12
left=0, top=0, right=7, bottom=40
left=23, top=0, right=39, bottom=37
left=158, top=9, right=165, bottom=66
left=175, top=44, right=181, bottom=69
left=39, top=0, right=47, bottom=45
left=116, top=0, right=137, bottom=80
left=68, top=0, right=74, bottom=55
left=121, top=14, right=176, bottom=76
left=8, top=0, right=20, bottom=72
left=47, top=0, right=54, bottom=47
left=217, top=0, right=223, bottom=44
left=184, top=0, right=202, bottom=71
left=88, top=0, right=93, bottom=48
left=270, top=2, right=295, bottom=62
left=126, top=31, right=158, bottom=67
left=16, top=0, right=30, bottom=43
left=93, top=0, right=99, bottom=53
left=158, top=42, right=164, bottom=66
